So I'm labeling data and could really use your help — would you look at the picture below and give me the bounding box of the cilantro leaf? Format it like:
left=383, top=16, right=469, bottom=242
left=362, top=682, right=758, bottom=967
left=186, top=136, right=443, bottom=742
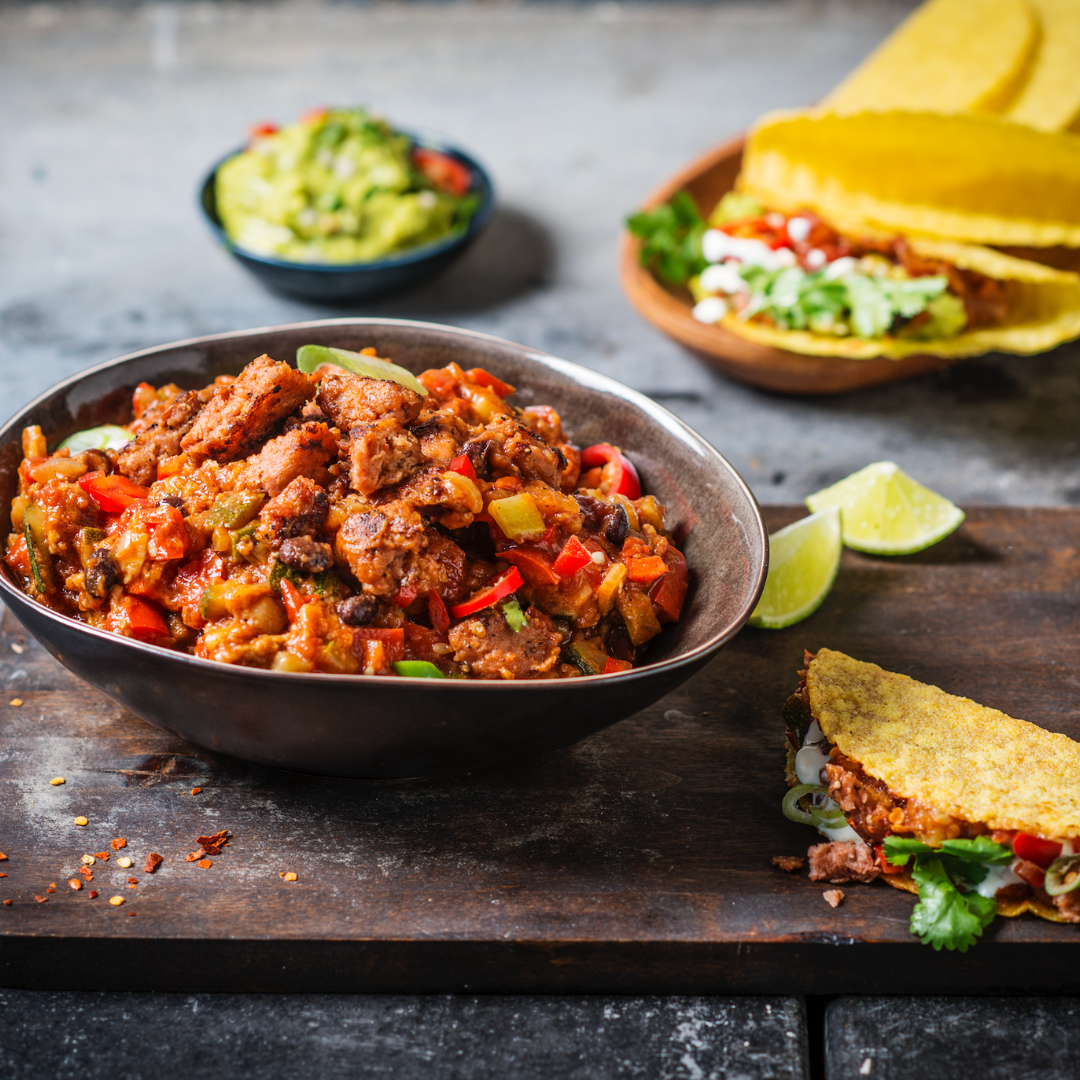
left=910, top=858, right=997, bottom=953
left=626, top=191, right=708, bottom=286
left=501, top=598, right=529, bottom=633
left=939, top=836, right=1014, bottom=865
left=882, top=836, right=933, bottom=865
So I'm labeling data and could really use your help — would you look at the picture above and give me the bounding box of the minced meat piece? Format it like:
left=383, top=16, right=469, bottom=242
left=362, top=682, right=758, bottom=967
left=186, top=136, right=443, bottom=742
left=348, top=419, right=424, bottom=495
left=335, top=501, right=427, bottom=596
left=410, top=412, right=468, bottom=465
left=316, top=371, right=423, bottom=429
left=1055, top=891, right=1080, bottom=923
left=464, top=417, right=563, bottom=487
left=807, top=841, right=882, bottom=884
left=238, top=421, right=336, bottom=496
left=448, top=605, right=561, bottom=680
left=825, top=756, right=900, bottom=843
left=258, top=477, right=329, bottom=543
left=181, top=354, right=314, bottom=462
left=278, top=537, right=334, bottom=573
left=118, top=389, right=208, bottom=486
left=772, top=855, right=804, bottom=873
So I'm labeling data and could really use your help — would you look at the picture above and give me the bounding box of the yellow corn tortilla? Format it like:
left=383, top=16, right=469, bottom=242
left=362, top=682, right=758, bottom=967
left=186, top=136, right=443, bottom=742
left=718, top=236, right=1080, bottom=360
left=1005, top=0, right=1080, bottom=132
left=739, top=109, right=1080, bottom=248
left=806, top=648, right=1080, bottom=840
left=824, top=0, right=1037, bottom=116
left=881, top=870, right=1064, bottom=921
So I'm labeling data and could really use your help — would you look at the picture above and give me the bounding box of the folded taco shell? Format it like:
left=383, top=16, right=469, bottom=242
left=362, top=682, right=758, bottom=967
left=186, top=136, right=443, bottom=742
left=739, top=109, right=1080, bottom=248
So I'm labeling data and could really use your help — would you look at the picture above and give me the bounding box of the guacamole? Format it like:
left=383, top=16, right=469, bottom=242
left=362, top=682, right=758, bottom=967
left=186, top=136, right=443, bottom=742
left=215, top=107, right=477, bottom=264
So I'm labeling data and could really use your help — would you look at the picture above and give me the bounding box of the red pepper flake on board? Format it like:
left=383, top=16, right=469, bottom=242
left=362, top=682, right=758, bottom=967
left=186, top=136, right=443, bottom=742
left=78, top=866, right=93, bottom=880
left=195, top=829, right=228, bottom=856
left=69, top=879, right=82, bottom=891
left=46, top=884, right=55, bottom=894
left=0, top=853, right=7, bottom=861
left=93, top=852, right=109, bottom=861
left=197, top=859, right=212, bottom=869
left=127, top=877, right=138, bottom=885
left=185, top=853, right=200, bottom=863
left=34, top=895, right=48, bottom=903
left=191, top=788, right=202, bottom=795
left=111, top=838, right=127, bottom=850
left=2, top=899, right=10, bottom=906
left=0, top=873, right=6, bottom=879
left=88, top=890, right=98, bottom=899
left=144, top=853, right=163, bottom=874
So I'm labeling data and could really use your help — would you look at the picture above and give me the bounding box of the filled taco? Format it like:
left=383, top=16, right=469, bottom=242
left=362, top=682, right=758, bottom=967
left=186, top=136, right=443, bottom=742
left=627, top=191, right=1080, bottom=360
left=784, top=649, right=1080, bottom=951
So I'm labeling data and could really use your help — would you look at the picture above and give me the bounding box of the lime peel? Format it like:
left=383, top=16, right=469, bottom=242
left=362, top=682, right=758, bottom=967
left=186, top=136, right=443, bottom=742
left=806, top=461, right=964, bottom=555
left=749, top=506, right=843, bottom=630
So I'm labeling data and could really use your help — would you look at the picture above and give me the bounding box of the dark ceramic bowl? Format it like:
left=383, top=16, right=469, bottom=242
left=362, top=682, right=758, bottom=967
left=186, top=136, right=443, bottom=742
left=0, top=320, right=767, bottom=777
left=198, top=135, right=495, bottom=302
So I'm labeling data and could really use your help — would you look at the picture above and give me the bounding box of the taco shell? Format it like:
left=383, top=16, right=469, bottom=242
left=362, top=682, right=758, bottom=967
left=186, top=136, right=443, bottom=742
left=719, top=238, right=1080, bottom=360
left=824, top=0, right=1037, bottom=117
left=1005, top=0, right=1080, bottom=132
left=806, top=648, right=1080, bottom=841
left=739, top=109, right=1080, bottom=248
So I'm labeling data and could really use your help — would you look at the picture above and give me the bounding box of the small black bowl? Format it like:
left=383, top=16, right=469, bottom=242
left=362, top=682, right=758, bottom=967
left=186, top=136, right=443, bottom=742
left=198, top=135, right=496, bottom=302
left=0, top=319, right=767, bottom=777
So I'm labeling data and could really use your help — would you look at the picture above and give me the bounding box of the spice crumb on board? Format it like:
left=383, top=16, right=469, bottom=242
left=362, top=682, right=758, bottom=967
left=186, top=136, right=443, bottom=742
left=117, top=857, right=132, bottom=869
left=81, top=855, right=95, bottom=865
left=110, top=838, right=127, bottom=850
left=49, top=777, right=65, bottom=786
left=46, top=883, right=55, bottom=893
left=772, top=855, right=805, bottom=873
left=144, top=853, right=163, bottom=874
left=11, top=642, right=24, bottom=653
left=109, top=895, right=125, bottom=906
left=34, top=895, right=48, bottom=903
left=88, top=890, right=98, bottom=899
left=0, top=853, right=6, bottom=861
left=93, top=851, right=109, bottom=861
left=190, top=788, right=202, bottom=795
left=197, top=859, right=212, bottom=869
left=0, top=873, right=6, bottom=878
left=2, top=899, right=10, bottom=906
left=74, top=816, right=88, bottom=826
left=823, top=889, right=845, bottom=908
left=78, top=866, right=92, bottom=880
left=9, top=698, right=21, bottom=706
left=282, top=872, right=298, bottom=882
left=69, top=879, right=81, bottom=891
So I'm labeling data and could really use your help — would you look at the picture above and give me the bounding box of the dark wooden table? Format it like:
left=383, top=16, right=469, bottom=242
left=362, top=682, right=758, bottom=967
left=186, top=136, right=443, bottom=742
left=3, top=507, right=1080, bottom=995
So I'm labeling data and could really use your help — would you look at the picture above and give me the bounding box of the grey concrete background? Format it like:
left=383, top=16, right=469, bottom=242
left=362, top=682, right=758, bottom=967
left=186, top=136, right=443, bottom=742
left=8, top=0, right=1072, bottom=512
left=0, top=990, right=809, bottom=1080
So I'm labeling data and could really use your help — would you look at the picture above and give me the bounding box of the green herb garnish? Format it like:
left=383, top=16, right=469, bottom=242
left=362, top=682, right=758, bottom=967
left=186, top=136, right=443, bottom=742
left=626, top=191, right=708, bottom=286
left=296, top=344, right=428, bottom=397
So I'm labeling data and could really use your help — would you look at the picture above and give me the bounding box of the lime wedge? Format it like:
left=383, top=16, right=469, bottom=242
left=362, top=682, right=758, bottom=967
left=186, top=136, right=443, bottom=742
left=806, top=461, right=964, bottom=555
left=749, top=507, right=842, bottom=629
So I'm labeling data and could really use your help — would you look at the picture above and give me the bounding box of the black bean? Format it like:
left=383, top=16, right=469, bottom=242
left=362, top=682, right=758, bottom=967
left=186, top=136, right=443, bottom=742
left=604, top=503, right=630, bottom=547
left=85, top=548, right=119, bottom=600
left=337, top=595, right=377, bottom=626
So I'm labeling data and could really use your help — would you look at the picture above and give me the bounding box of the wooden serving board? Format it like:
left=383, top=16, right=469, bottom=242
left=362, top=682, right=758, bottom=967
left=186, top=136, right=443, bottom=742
left=3, top=506, right=1080, bottom=995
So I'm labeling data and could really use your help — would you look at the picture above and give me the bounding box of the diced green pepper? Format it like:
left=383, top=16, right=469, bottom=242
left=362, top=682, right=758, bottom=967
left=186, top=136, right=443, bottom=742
left=393, top=660, right=446, bottom=679
left=488, top=492, right=545, bottom=541
left=199, top=581, right=230, bottom=622
left=204, top=491, right=264, bottom=529
left=616, top=589, right=662, bottom=646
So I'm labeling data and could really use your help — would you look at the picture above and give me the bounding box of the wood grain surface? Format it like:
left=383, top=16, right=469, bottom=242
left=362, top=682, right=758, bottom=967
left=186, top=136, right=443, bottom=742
left=3, top=507, right=1080, bottom=994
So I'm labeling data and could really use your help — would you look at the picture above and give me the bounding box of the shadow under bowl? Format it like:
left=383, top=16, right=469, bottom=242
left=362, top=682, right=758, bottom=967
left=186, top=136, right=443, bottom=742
left=198, top=137, right=496, bottom=303
left=0, top=319, right=768, bottom=777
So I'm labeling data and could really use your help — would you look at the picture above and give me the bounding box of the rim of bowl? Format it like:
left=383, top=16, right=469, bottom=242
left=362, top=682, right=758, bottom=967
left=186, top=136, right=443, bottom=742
left=0, top=317, right=768, bottom=690
left=197, top=132, right=496, bottom=274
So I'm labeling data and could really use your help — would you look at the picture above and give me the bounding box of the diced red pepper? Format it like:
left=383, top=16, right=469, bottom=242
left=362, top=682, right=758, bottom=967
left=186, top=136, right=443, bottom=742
left=625, top=555, right=669, bottom=584
left=5, top=534, right=30, bottom=580
left=649, top=548, right=689, bottom=624
left=501, top=548, right=560, bottom=587
left=78, top=472, right=150, bottom=514
left=403, top=622, right=441, bottom=662
left=579, top=444, right=641, bottom=500
left=1013, top=858, right=1047, bottom=890
left=1012, top=833, right=1063, bottom=869
left=280, top=579, right=315, bottom=623
left=428, top=592, right=451, bottom=635
left=602, top=657, right=633, bottom=675
left=110, top=595, right=169, bottom=644
left=249, top=121, right=280, bottom=138
left=464, top=368, right=515, bottom=399
left=412, top=147, right=471, bottom=197
left=447, top=454, right=477, bottom=481
left=874, top=845, right=904, bottom=875
left=352, top=627, right=405, bottom=667
left=145, top=504, right=189, bottom=562
left=156, top=455, right=186, bottom=481
left=551, top=535, right=592, bottom=577
left=393, top=581, right=419, bottom=609
left=448, top=567, right=524, bottom=618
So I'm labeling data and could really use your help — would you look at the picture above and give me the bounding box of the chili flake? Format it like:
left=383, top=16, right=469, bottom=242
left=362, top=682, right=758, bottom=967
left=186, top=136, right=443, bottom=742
left=0, top=853, right=6, bottom=861
left=49, top=777, right=65, bottom=786
left=11, top=642, right=24, bottom=654
left=283, top=872, right=298, bottom=882
left=117, top=857, right=132, bottom=869
left=9, top=699, right=21, bottom=706
left=69, top=879, right=82, bottom=891
left=197, top=859, right=212, bottom=869
left=109, top=895, right=125, bottom=906
left=81, top=854, right=95, bottom=865
left=191, top=788, right=202, bottom=795
left=74, top=816, right=88, bottom=827
left=185, top=853, right=200, bottom=862
left=144, top=853, right=163, bottom=874
left=127, top=877, right=138, bottom=884
left=2, top=899, right=10, bottom=906
left=0, top=873, right=6, bottom=878
left=34, top=895, right=48, bottom=903
left=46, top=884, right=55, bottom=893
left=78, top=866, right=93, bottom=880
left=88, top=890, right=98, bottom=899
left=93, top=852, right=109, bottom=861
left=110, top=838, right=127, bottom=850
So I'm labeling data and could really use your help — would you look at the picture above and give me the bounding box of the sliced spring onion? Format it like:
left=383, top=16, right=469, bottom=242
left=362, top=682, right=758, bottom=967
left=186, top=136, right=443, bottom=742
left=296, top=344, right=428, bottom=397
left=1045, top=854, right=1080, bottom=896
left=782, top=783, right=848, bottom=829
left=393, top=660, right=446, bottom=679
left=57, top=425, right=132, bottom=453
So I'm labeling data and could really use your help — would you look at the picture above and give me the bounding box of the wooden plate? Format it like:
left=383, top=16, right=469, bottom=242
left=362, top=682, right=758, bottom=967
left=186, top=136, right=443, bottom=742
left=619, top=136, right=961, bottom=395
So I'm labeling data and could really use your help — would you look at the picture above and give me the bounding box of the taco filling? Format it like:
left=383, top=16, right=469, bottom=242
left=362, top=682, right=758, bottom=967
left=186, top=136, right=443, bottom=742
left=784, top=649, right=1080, bottom=952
